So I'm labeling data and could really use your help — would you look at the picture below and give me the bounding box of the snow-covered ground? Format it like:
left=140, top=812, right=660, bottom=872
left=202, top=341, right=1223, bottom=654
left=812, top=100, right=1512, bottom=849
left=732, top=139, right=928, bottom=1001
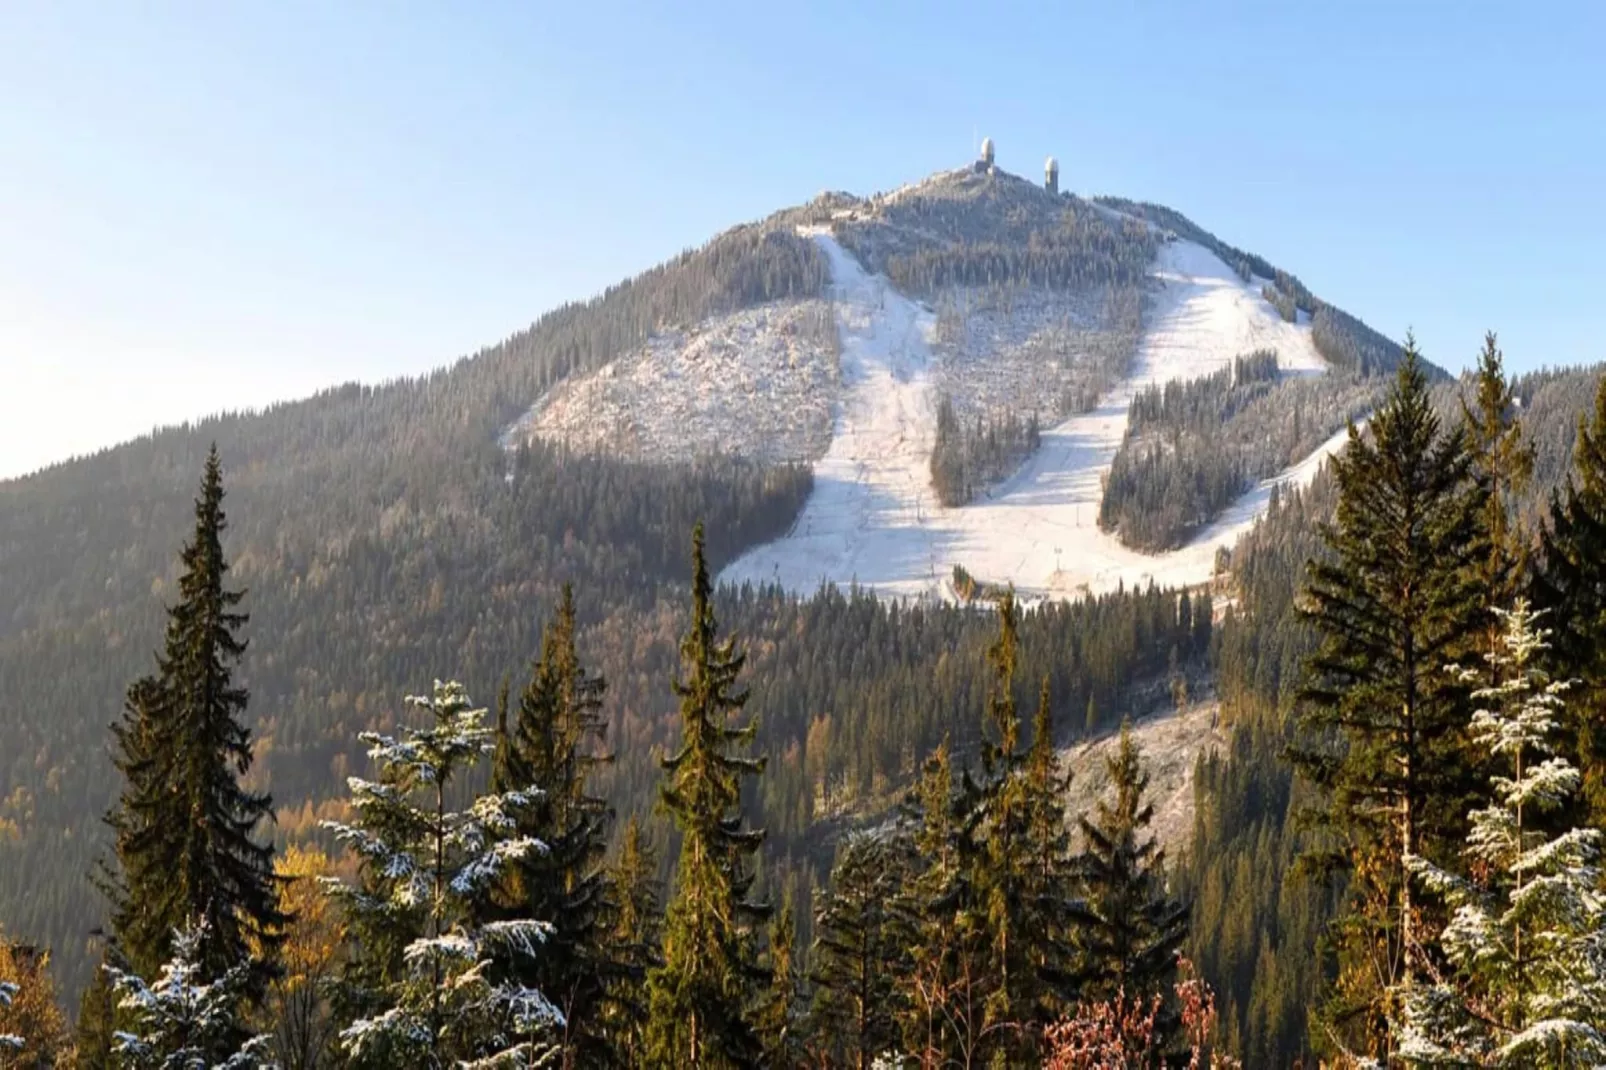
left=723, top=227, right=943, bottom=589
left=720, top=233, right=1345, bottom=599
left=505, top=298, right=840, bottom=463
left=1061, top=699, right=1227, bottom=851
left=930, top=285, right=1132, bottom=428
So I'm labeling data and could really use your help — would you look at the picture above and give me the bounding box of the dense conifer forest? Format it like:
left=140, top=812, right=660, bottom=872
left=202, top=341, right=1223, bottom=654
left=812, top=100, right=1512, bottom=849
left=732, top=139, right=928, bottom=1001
left=7, top=337, right=1606, bottom=1066
left=1099, top=351, right=1381, bottom=550
left=8, top=170, right=1606, bottom=1066
left=929, top=396, right=1042, bottom=507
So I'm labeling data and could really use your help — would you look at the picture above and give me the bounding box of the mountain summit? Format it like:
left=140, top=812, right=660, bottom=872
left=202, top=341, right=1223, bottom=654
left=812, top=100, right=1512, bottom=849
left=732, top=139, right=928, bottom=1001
left=506, top=157, right=1403, bottom=599
left=0, top=151, right=1402, bottom=998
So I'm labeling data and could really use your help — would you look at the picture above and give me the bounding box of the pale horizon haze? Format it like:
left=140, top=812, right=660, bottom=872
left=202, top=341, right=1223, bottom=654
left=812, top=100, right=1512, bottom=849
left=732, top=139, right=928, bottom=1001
left=4, top=2, right=1604, bottom=480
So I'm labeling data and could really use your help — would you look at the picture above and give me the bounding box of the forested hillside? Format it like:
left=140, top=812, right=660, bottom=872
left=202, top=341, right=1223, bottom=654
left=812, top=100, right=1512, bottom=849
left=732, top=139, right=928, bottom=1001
left=1181, top=342, right=1606, bottom=1067
left=0, top=201, right=831, bottom=1003
left=1100, top=351, right=1380, bottom=550
left=0, top=178, right=1202, bottom=1006
left=8, top=156, right=1606, bottom=1068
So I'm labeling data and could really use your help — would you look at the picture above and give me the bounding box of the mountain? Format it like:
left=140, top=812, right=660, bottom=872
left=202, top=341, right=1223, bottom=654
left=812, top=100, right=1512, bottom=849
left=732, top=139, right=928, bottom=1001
left=0, top=155, right=1426, bottom=1000
left=511, top=164, right=1408, bottom=599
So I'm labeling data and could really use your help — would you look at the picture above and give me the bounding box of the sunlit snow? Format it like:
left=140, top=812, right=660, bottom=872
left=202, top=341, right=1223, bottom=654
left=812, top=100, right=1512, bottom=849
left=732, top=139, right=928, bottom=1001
left=720, top=230, right=1347, bottom=600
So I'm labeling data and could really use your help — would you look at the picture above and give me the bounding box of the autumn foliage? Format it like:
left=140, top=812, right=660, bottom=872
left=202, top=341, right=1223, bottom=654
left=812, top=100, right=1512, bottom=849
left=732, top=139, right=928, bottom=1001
left=1043, top=957, right=1238, bottom=1070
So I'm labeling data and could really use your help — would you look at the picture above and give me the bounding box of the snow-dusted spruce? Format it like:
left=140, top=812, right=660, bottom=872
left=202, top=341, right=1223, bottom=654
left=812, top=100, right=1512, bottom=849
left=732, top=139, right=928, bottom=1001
left=1392, top=602, right=1606, bottom=1067
left=322, top=680, right=563, bottom=1068
left=0, top=979, right=22, bottom=1054
left=105, top=919, right=274, bottom=1069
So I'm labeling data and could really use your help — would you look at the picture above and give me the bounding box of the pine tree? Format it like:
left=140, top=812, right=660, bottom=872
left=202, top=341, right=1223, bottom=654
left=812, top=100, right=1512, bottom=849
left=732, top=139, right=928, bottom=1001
left=1534, top=375, right=1606, bottom=823
left=1021, top=675, right=1079, bottom=1018
left=322, top=680, right=563, bottom=1068
left=1291, top=344, right=1491, bottom=1059
left=950, top=592, right=1073, bottom=1059
left=896, top=737, right=983, bottom=1066
left=1391, top=602, right=1606, bottom=1067
left=106, top=920, right=274, bottom=1070
left=758, top=889, right=805, bottom=1067
left=489, top=584, right=619, bottom=1067
left=1462, top=332, right=1535, bottom=599
left=645, top=523, right=771, bottom=1069
left=104, top=446, right=285, bottom=993
left=599, top=814, right=661, bottom=1067
left=810, top=833, right=915, bottom=1070
left=1067, top=722, right=1189, bottom=1046
left=958, top=590, right=1036, bottom=1055
left=74, top=949, right=119, bottom=1070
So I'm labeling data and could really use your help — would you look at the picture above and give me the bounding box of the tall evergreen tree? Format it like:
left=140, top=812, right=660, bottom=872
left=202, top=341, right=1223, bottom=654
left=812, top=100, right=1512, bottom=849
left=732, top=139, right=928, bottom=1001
left=599, top=814, right=662, bottom=1067
left=959, top=590, right=1036, bottom=1055
left=488, top=583, right=619, bottom=1067
left=645, top=523, right=771, bottom=1069
left=1392, top=602, right=1606, bottom=1066
left=1461, top=332, right=1535, bottom=615
left=1292, top=345, right=1491, bottom=1061
left=322, top=680, right=562, bottom=1068
left=1067, top=721, right=1189, bottom=1045
left=1021, top=675, right=1078, bottom=1017
left=1534, top=375, right=1606, bottom=823
left=757, top=889, right=805, bottom=1067
left=895, top=736, right=987, bottom=1066
left=810, top=833, right=914, bottom=1070
left=104, top=446, right=284, bottom=992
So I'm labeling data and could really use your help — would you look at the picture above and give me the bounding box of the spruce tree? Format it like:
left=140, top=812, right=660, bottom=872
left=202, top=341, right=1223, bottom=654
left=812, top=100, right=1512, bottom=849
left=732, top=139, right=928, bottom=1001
left=952, top=592, right=1076, bottom=1058
left=1292, top=344, right=1491, bottom=1059
left=1534, top=375, right=1606, bottom=822
left=104, top=446, right=284, bottom=994
left=489, top=583, right=619, bottom=1067
left=810, top=833, right=914, bottom=1070
left=644, top=523, right=770, bottom=1069
left=105, top=920, right=274, bottom=1069
left=1021, top=675, right=1078, bottom=1017
left=1461, top=332, right=1535, bottom=623
left=957, top=591, right=1036, bottom=1054
left=1392, top=602, right=1606, bottom=1066
left=598, top=814, right=662, bottom=1067
left=1067, top=721, right=1189, bottom=1042
left=757, top=889, right=805, bottom=1067
left=895, top=737, right=983, bottom=1066
left=323, top=680, right=562, bottom=1068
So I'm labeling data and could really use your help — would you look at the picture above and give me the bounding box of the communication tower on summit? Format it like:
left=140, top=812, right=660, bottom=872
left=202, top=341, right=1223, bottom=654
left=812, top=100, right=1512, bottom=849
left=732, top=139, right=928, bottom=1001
left=977, top=137, right=996, bottom=173
left=1045, top=156, right=1059, bottom=194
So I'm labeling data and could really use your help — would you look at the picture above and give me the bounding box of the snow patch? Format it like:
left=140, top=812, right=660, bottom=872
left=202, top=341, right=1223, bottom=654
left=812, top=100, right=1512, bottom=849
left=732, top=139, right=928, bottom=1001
left=720, top=234, right=1346, bottom=599
left=505, top=298, right=840, bottom=464
left=1062, top=700, right=1227, bottom=853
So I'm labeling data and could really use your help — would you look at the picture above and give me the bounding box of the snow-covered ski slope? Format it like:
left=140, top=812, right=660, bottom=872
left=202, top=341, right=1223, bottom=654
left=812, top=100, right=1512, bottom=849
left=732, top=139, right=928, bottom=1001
left=719, top=230, right=1348, bottom=600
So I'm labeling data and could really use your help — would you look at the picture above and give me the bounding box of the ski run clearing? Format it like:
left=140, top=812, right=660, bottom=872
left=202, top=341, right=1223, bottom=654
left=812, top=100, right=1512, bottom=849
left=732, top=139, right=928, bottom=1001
left=1061, top=698, right=1228, bottom=853
left=720, top=227, right=1347, bottom=600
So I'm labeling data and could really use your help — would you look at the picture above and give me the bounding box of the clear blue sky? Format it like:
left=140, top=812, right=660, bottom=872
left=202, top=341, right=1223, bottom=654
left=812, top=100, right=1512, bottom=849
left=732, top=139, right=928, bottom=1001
left=3, top=1, right=1603, bottom=479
